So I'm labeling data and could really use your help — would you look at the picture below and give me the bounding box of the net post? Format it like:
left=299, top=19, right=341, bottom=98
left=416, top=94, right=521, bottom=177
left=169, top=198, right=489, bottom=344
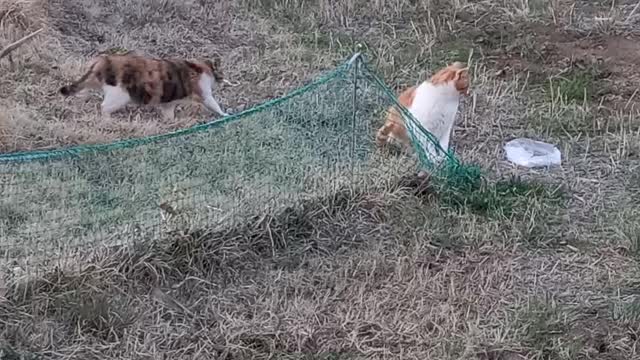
left=348, top=46, right=363, bottom=179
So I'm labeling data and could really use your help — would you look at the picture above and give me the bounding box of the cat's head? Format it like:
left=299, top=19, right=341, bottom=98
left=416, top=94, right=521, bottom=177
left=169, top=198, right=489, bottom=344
left=430, top=61, right=470, bottom=96
left=204, top=55, right=224, bottom=82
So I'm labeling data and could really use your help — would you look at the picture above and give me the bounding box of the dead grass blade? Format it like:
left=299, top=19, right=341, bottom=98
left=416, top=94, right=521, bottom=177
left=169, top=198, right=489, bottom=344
left=0, top=27, right=43, bottom=60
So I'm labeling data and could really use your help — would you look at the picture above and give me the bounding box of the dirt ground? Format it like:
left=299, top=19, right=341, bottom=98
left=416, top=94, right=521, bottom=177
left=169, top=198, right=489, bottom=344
left=1, top=0, right=640, bottom=359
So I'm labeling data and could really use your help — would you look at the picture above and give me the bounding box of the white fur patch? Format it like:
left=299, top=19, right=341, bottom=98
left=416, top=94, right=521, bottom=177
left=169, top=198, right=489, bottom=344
left=101, top=85, right=131, bottom=114
left=198, top=74, right=215, bottom=95
left=408, top=81, right=461, bottom=160
left=198, top=74, right=227, bottom=117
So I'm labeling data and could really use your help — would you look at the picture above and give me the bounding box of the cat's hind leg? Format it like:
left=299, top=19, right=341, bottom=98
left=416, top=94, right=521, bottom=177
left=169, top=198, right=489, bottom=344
left=202, top=94, right=228, bottom=117
left=197, top=73, right=229, bottom=117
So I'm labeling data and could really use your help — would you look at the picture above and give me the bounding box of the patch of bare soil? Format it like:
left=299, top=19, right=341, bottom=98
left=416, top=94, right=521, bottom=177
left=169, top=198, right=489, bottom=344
left=555, top=35, right=640, bottom=101
left=471, top=20, right=640, bottom=108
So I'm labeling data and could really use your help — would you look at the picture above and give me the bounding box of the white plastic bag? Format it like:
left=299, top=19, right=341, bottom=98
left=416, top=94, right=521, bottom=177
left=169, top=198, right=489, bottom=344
left=504, top=138, right=561, bottom=168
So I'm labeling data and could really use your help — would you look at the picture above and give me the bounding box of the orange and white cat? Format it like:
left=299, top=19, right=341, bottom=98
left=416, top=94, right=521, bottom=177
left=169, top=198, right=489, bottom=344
left=376, top=61, right=470, bottom=161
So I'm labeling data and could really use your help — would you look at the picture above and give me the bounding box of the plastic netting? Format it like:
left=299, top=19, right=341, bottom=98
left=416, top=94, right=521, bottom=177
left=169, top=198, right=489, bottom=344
left=0, top=54, right=480, bottom=271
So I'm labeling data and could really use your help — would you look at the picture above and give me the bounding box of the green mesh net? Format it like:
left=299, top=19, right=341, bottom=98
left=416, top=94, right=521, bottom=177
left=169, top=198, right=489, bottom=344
left=0, top=54, right=481, bottom=271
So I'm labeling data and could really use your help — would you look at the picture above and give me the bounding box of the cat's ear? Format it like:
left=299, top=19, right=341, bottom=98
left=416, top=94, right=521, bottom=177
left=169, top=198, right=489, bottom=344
left=454, top=67, right=469, bottom=80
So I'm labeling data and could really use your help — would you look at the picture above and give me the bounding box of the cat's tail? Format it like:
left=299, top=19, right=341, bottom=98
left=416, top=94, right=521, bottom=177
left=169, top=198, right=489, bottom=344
left=59, top=62, right=98, bottom=96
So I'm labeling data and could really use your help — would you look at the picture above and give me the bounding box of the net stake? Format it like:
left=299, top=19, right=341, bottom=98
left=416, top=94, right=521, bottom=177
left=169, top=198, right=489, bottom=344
left=349, top=47, right=363, bottom=179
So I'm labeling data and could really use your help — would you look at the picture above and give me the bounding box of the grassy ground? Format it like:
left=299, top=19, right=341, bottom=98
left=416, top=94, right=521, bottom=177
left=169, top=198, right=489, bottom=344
left=1, top=0, right=640, bottom=359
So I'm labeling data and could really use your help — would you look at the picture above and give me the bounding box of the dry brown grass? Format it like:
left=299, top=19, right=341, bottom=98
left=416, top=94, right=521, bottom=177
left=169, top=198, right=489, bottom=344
left=2, top=0, right=640, bottom=359
left=0, top=0, right=46, bottom=29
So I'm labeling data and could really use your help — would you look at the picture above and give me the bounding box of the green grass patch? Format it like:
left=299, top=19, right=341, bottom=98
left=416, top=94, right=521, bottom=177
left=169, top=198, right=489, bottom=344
left=617, top=208, right=640, bottom=257
left=437, top=170, right=565, bottom=220
left=299, top=30, right=371, bottom=60
left=100, top=46, right=130, bottom=55
left=430, top=39, right=475, bottom=69
left=611, top=296, right=640, bottom=323
left=0, top=346, right=41, bottom=360
left=269, top=352, right=356, bottom=360
left=518, top=297, right=581, bottom=359
left=545, top=61, right=613, bottom=104
left=527, top=104, right=608, bottom=137
left=548, top=69, right=595, bottom=104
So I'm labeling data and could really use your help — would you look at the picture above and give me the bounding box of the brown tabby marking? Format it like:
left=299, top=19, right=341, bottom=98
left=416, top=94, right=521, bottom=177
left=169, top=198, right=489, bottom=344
left=59, top=53, right=228, bottom=120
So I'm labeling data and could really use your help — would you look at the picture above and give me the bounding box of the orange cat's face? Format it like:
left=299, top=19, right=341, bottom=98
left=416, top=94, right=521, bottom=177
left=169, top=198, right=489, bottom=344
left=430, top=62, right=470, bottom=96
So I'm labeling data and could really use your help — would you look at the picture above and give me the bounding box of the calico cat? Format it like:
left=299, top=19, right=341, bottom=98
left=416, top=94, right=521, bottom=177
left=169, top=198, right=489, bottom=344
left=59, top=53, right=229, bottom=120
left=376, top=61, right=470, bottom=161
